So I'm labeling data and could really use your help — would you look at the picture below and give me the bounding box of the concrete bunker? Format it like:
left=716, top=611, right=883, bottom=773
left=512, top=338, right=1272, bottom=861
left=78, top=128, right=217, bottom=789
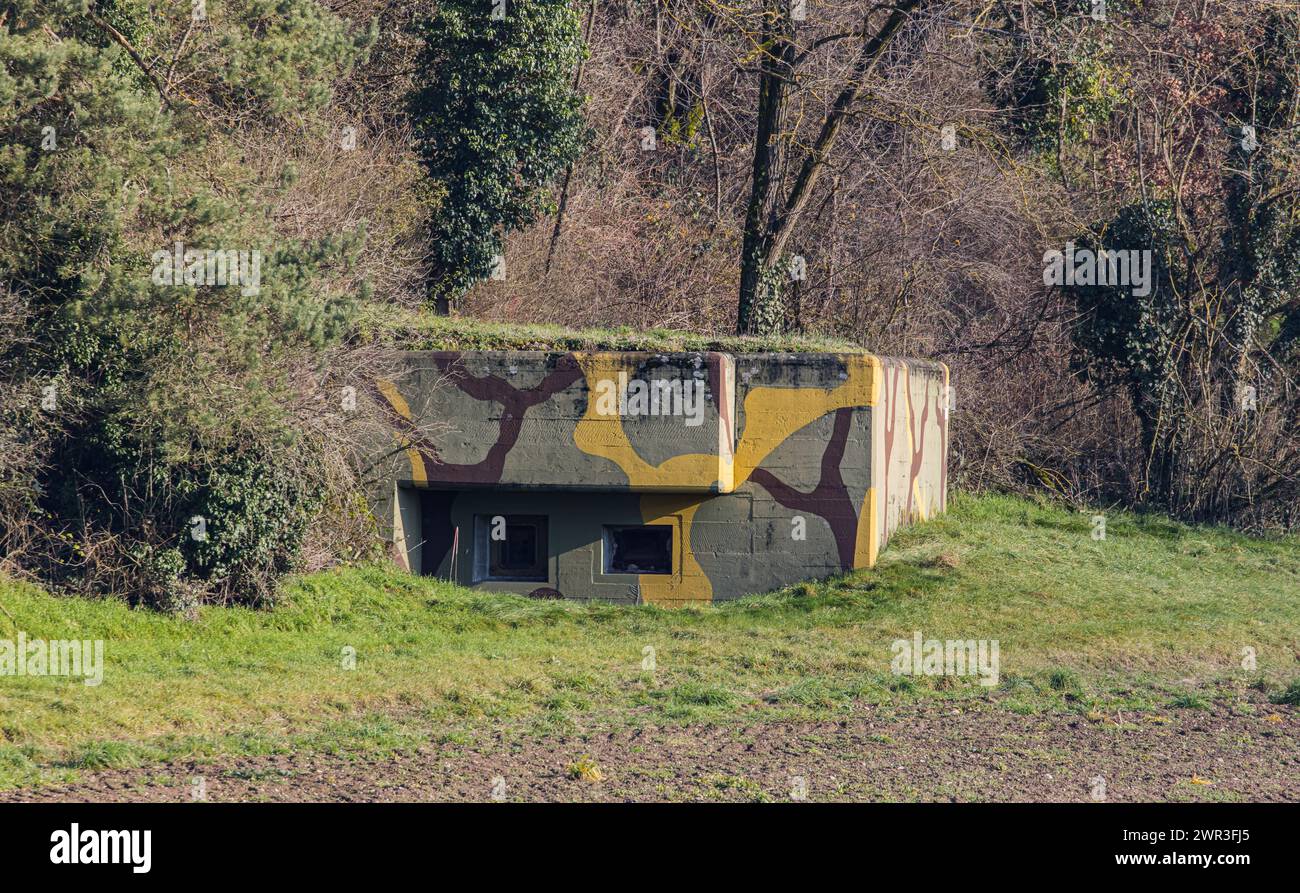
left=371, top=350, right=949, bottom=605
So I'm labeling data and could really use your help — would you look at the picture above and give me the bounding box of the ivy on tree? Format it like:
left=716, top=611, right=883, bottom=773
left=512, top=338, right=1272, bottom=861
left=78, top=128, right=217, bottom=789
left=410, top=0, right=588, bottom=313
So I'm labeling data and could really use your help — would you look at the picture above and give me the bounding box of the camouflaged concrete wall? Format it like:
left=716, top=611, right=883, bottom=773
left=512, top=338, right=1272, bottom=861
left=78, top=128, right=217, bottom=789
left=369, top=350, right=948, bottom=605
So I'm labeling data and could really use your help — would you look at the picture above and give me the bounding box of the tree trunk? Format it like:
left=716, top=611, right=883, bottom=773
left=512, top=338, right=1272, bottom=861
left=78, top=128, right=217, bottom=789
left=736, top=0, right=929, bottom=335
left=737, top=5, right=795, bottom=335
left=544, top=0, right=600, bottom=277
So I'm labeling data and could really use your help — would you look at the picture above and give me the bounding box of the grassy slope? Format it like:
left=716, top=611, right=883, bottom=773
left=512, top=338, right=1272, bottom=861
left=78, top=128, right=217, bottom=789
left=360, top=306, right=867, bottom=353
left=0, top=493, right=1296, bottom=789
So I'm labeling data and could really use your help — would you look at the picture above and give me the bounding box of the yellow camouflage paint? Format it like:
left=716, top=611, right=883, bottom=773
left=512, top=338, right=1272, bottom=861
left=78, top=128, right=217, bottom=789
left=571, top=353, right=726, bottom=604
left=571, top=353, right=883, bottom=604
left=637, top=493, right=712, bottom=606
left=732, top=355, right=879, bottom=486
left=571, top=353, right=735, bottom=492
left=376, top=378, right=427, bottom=486
left=853, top=486, right=881, bottom=569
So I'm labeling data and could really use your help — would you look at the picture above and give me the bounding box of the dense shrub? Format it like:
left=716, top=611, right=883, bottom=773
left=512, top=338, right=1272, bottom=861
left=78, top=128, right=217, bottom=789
left=0, top=0, right=379, bottom=607
left=185, top=459, right=322, bottom=606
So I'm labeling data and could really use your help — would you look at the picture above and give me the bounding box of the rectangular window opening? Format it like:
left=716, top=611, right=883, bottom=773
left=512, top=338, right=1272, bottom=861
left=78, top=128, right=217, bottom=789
left=475, top=515, right=548, bottom=582
left=604, top=525, right=673, bottom=575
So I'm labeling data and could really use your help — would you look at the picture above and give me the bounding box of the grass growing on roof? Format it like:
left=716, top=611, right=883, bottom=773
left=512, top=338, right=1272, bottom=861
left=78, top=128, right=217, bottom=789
left=0, top=492, right=1296, bottom=790
left=357, top=306, right=867, bottom=354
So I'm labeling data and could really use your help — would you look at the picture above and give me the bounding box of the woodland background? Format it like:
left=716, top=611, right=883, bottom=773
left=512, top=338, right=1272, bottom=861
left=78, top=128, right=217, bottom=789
left=1, top=0, right=1297, bottom=607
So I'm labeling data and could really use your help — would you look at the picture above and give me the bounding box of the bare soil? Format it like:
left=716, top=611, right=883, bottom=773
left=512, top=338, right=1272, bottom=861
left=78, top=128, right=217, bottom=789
left=5, top=697, right=1296, bottom=803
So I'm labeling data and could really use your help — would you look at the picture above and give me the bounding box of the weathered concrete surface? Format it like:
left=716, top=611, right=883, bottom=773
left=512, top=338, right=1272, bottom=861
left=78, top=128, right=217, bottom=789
left=372, top=352, right=734, bottom=492
left=369, top=351, right=948, bottom=604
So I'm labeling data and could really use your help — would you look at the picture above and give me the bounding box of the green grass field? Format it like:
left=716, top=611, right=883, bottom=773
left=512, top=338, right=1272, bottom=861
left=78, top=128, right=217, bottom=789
left=1, top=493, right=1296, bottom=791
